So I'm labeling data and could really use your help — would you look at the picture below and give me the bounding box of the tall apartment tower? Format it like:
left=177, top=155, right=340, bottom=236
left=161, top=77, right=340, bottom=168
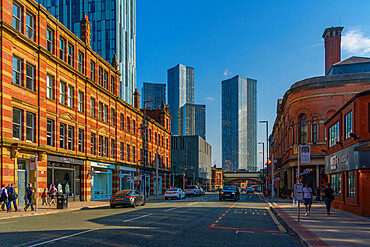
left=167, top=64, right=194, bottom=135
left=323, top=26, right=344, bottom=74
left=141, top=82, right=166, bottom=109
left=38, top=0, right=136, bottom=105
left=222, top=75, right=257, bottom=172
left=178, top=103, right=206, bottom=140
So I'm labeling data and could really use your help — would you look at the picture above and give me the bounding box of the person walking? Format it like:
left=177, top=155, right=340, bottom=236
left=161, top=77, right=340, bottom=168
left=41, top=188, right=48, bottom=206
left=303, top=184, right=313, bottom=216
left=24, top=183, right=35, bottom=212
left=0, top=184, right=10, bottom=212
left=292, top=187, right=296, bottom=205
left=49, top=184, right=57, bottom=206
left=323, top=183, right=335, bottom=215
left=7, top=183, right=19, bottom=212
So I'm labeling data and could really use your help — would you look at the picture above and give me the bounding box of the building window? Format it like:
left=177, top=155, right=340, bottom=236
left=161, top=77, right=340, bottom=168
left=347, top=171, right=355, bottom=198
left=329, top=121, right=340, bottom=148
left=90, top=61, right=95, bottom=80
left=99, top=102, right=103, bottom=121
left=13, top=108, right=22, bottom=139
left=312, top=124, right=317, bottom=144
left=68, top=126, right=74, bottom=150
left=67, top=44, right=73, bottom=66
left=111, top=139, right=114, bottom=158
left=99, top=136, right=103, bottom=156
left=132, top=120, right=135, bottom=135
left=155, top=133, right=157, bottom=144
left=13, top=57, right=21, bottom=85
left=91, top=133, right=96, bottom=155
left=104, top=71, right=108, bottom=89
left=26, top=113, right=35, bottom=142
left=104, top=105, right=108, bottom=122
left=132, top=146, right=135, bottom=163
left=67, top=85, right=74, bottom=108
left=345, top=111, right=352, bottom=140
left=91, top=98, right=95, bottom=117
left=120, top=142, right=124, bottom=160
left=59, top=38, right=65, bottom=61
left=26, top=13, right=34, bottom=40
left=331, top=173, right=341, bottom=197
left=111, top=76, right=114, bottom=94
left=299, top=114, right=307, bottom=144
left=60, top=123, right=66, bottom=148
left=13, top=3, right=21, bottom=31
left=149, top=129, right=152, bottom=142
left=104, top=137, right=108, bottom=157
left=47, top=119, right=54, bottom=146
left=47, top=75, right=54, bottom=99
left=78, top=52, right=83, bottom=73
left=111, top=108, right=115, bottom=125
left=47, top=28, right=54, bottom=53
left=78, top=91, right=84, bottom=112
left=120, top=114, right=124, bottom=130
left=127, top=145, right=130, bottom=162
left=78, top=129, right=84, bottom=152
left=99, top=67, right=103, bottom=86
left=127, top=117, right=130, bottom=132
left=26, top=63, right=34, bottom=91
left=60, top=82, right=66, bottom=105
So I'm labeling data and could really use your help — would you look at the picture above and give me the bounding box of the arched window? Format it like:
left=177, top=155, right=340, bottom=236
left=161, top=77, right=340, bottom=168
left=299, top=114, right=307, bottom=144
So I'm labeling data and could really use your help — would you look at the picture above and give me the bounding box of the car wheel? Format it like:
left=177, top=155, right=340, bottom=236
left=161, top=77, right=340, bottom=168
left=141, top=198, right=146, bottom=206
left=110, top=204, right=116, bottom=208
left=132, top=200, right=137, bottom=208
left=165, top=197, right=168, bottom=200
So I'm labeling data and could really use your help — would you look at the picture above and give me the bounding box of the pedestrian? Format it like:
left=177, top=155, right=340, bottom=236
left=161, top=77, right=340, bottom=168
left=292, top=187, right=296, bottom=205
left=41, top=188, right=48, bottom=206
left=323, top=183, right=335, bottom=215
left=0, top=184, right=10, bottom=212
left=146, top=185, right=149, bottom=197
left=7, top=183, right=19, bottom=212
left=24, top=183, right=35, bottom=212
left=49, top=184, right=56, bottom=205
left=303, top=183, right=313, bottom=216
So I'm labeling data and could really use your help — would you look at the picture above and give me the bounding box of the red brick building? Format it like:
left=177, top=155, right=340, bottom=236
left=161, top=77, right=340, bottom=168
left=325, top=90, right=370, bottom=216
left=211, top=165, right=223, bottom=191
left=270, top=26, right=370, bottom=195
left=0, top=0, right=171, bottom=205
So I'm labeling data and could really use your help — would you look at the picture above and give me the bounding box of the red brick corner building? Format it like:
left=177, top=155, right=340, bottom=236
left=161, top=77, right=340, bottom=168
left=0, top=0, right=171, bottom=206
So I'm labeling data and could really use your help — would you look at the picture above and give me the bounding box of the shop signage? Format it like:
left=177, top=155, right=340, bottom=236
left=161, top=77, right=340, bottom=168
left=47, top=155, right=84, bottom=166
left=91, top=162, right=115, bottom=169
left=127, top=176, right=142, bottom=182
left=300, top=145, right=310, bottom=163
left=30, top=157, right=36, bottom=170
left=330, top=155, right=349, bottom=170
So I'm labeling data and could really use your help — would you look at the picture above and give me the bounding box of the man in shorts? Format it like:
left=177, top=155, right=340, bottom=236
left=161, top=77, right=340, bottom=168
left=303, top=184, right=313, bottom=216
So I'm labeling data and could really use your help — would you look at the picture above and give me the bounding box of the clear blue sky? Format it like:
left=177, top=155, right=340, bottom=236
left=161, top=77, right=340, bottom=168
left=136, top=0, right=370, bottom=169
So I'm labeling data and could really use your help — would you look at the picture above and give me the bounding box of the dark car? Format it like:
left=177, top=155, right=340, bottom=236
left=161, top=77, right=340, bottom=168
left=219, top=186, right=240, bottom=201
left=110, top=190, right=146, bottom=208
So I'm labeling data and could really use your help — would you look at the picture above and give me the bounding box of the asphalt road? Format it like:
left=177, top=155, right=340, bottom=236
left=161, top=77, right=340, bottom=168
left=0, top=193, right=303, bottom=247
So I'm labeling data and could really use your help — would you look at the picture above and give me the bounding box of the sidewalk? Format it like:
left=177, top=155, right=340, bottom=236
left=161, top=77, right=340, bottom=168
left=0, top=195, right=164, bottom=221
left=269, top=198, right=370, bottom=247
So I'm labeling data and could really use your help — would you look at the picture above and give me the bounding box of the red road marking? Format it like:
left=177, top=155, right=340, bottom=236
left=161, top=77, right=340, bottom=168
left=206, top=225, right=283, bottom=234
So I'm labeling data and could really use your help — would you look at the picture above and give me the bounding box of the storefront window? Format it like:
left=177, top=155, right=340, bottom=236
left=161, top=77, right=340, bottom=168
left=47, top=162, right=80, bottom=196
left=331, top=173, right=341, bottom=196
left=347, top=171, right=355, bottom=198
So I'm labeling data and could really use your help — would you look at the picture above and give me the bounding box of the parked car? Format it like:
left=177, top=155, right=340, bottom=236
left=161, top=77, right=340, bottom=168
left=199, top=188, right=206, bottom=196
left=110, top=190, right=146, bottom=208
left=219, top=186, right=240, bottom=201
left=246, top=187, right=255, bottom=194
left=164, top=188, right=186, bottom=200
left=185, top=185, right=200, bottom=197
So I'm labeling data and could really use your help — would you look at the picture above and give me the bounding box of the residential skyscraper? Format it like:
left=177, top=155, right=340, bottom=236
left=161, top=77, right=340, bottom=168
left=141, top=82, right=166, bottom=109
left=222, top=75, right=257, bottom=172
left=178, top=103, right=206, bottom=140
left=167, top=64, right=194, bottom=135
left=37, top=0, right=136, bottom=105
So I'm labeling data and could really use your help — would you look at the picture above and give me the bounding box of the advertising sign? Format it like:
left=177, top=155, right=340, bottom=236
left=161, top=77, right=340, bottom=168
left=300, top=145, right=310, bottom=164
left=295, top=183, right=303, bottom=201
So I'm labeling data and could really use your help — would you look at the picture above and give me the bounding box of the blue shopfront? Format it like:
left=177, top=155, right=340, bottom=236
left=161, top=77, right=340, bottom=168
left=91, top=162, right=114, bottom=201
left=119, top=166, right=136, bottom=191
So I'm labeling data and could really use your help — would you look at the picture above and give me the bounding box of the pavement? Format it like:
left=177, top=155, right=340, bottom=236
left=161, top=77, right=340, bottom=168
left=265, top=197, right=370, bottom=247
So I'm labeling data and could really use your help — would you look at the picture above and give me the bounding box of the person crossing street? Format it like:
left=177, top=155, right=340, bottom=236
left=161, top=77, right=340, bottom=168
left=0, top=184, right=10, bottom=213
left=24, top=183, right=35, bottom=212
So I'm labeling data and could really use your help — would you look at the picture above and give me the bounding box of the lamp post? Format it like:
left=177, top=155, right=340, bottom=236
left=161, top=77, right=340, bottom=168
left=258, top=142, right=264, bottom=193
left=259, top=120, right=272, bottom=197
left=142, top=100, right=153, bottom=197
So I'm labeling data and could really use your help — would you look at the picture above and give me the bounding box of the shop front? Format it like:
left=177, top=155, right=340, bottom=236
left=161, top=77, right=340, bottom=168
left=119, top=166, right=137, bottom=191
left=91, top=162, right=114, bottom=200
left=47, top=155, right=83, bottom=201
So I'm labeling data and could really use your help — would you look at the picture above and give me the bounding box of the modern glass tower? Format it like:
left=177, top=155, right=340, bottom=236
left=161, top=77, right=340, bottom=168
left=141, top=82, right=166, bottom=109
left=178, top=103, right=206, bottom=140
left=222, top=75, right=257, bottom=172
left=167, top=64, right=194, bottom=135
left=38, top=0, right=136, bottom=105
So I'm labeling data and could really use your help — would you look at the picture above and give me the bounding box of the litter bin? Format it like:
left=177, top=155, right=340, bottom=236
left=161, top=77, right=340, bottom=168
left=56, top=194, right=68, bottom=209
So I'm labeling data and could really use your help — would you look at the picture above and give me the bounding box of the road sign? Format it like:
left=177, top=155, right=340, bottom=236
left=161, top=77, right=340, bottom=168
left=300, top=145, right=310, bottom=163
left=293, top=146, right=298, bottom=154
left=30, top=157, right=36, bottom=170
left=295, top=183, right=303, bottom=201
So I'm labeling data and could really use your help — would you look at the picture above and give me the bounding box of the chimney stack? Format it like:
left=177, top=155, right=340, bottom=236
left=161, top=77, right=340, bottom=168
left=80, top=14, right=92, bottom=46
left=323, top=26, right=344, bottom=74
left=134, top=89, right=140, bottom=109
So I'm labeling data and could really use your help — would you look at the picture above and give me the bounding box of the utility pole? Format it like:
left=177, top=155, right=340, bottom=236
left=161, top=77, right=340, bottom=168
left=258, top=142, right=264, bottom=193
left=259, top=121, right=269, bottom=197
left=155, top=150, right=159, bottom=198
left=142, top=100, right=153, bottom=197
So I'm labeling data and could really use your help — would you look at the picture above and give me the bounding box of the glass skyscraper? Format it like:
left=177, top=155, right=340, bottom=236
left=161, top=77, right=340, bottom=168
left=167, top=64, right=194, bottom=135
left=38, top=0, right=136, bottom=105
left=178, top=103, right=206, bottom=140
left=222, top=75, right=257, bottom=172
left=141, top=82, right=166, bottom=109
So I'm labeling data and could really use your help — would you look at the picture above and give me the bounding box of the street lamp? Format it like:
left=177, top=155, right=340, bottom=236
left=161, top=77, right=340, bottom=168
left=258, top=142, right=264, bottom=193
left=142, top=100, right=153, bottom=197
left=259, top=120, right=272, bottom=198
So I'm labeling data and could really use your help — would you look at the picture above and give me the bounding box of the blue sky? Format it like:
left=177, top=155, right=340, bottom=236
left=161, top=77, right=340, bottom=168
left=136, top=0, right=370, bottom=169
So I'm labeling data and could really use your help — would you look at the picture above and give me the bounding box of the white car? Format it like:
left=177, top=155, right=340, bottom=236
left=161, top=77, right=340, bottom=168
left=185, top=185, right=200, bottom=197
left=164, top=188, right=186, bottom=200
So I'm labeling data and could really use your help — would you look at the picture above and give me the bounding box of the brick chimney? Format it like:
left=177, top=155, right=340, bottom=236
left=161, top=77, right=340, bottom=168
left=134, top=89, right=140, bottom=109
left=80, top=14, right=92, bottom=46
left=322, top=26, right=344, bottom=74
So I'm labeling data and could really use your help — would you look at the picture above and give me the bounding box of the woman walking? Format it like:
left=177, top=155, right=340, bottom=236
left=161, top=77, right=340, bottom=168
left=49, top=184, right=57, bottom=206
left=323, top=183, right=335, bottom=215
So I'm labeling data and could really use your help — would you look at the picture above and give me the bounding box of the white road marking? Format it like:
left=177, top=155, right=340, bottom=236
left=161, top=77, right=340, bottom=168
left=152, top=203, right=163, bottom=206
left=163, top=206, right=182, bottom=212
left=0, top=221, right=18, bottom=224
left=188, top=202, right=200, bottom=206
left=249, top=194, right=252, bottom=199
left=236, top=230, right=255, bottom=234
left=28, top=228, right=99, bottom=247
left=273, top=202, right=277, bottom=206
left=122, top=213, right=154, bottom=222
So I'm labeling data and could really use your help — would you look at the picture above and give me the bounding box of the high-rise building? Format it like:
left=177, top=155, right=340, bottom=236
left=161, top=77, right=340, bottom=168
left=37, top=0, right=136, bottom=105
left=178, top=103, right=206, bottom=140
left=141, top=82, right=166, bottom=109
left=222, top=75, right=257, bottom=172
left=167, top=64, right=194, bottom=135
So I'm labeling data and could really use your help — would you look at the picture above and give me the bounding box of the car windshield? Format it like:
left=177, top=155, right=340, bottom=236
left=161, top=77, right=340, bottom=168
left=114, top=190, right=132, bottom=196
left=186, top=185, right=197, bottom=189
left=223, top=186, right=236, bottom=191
